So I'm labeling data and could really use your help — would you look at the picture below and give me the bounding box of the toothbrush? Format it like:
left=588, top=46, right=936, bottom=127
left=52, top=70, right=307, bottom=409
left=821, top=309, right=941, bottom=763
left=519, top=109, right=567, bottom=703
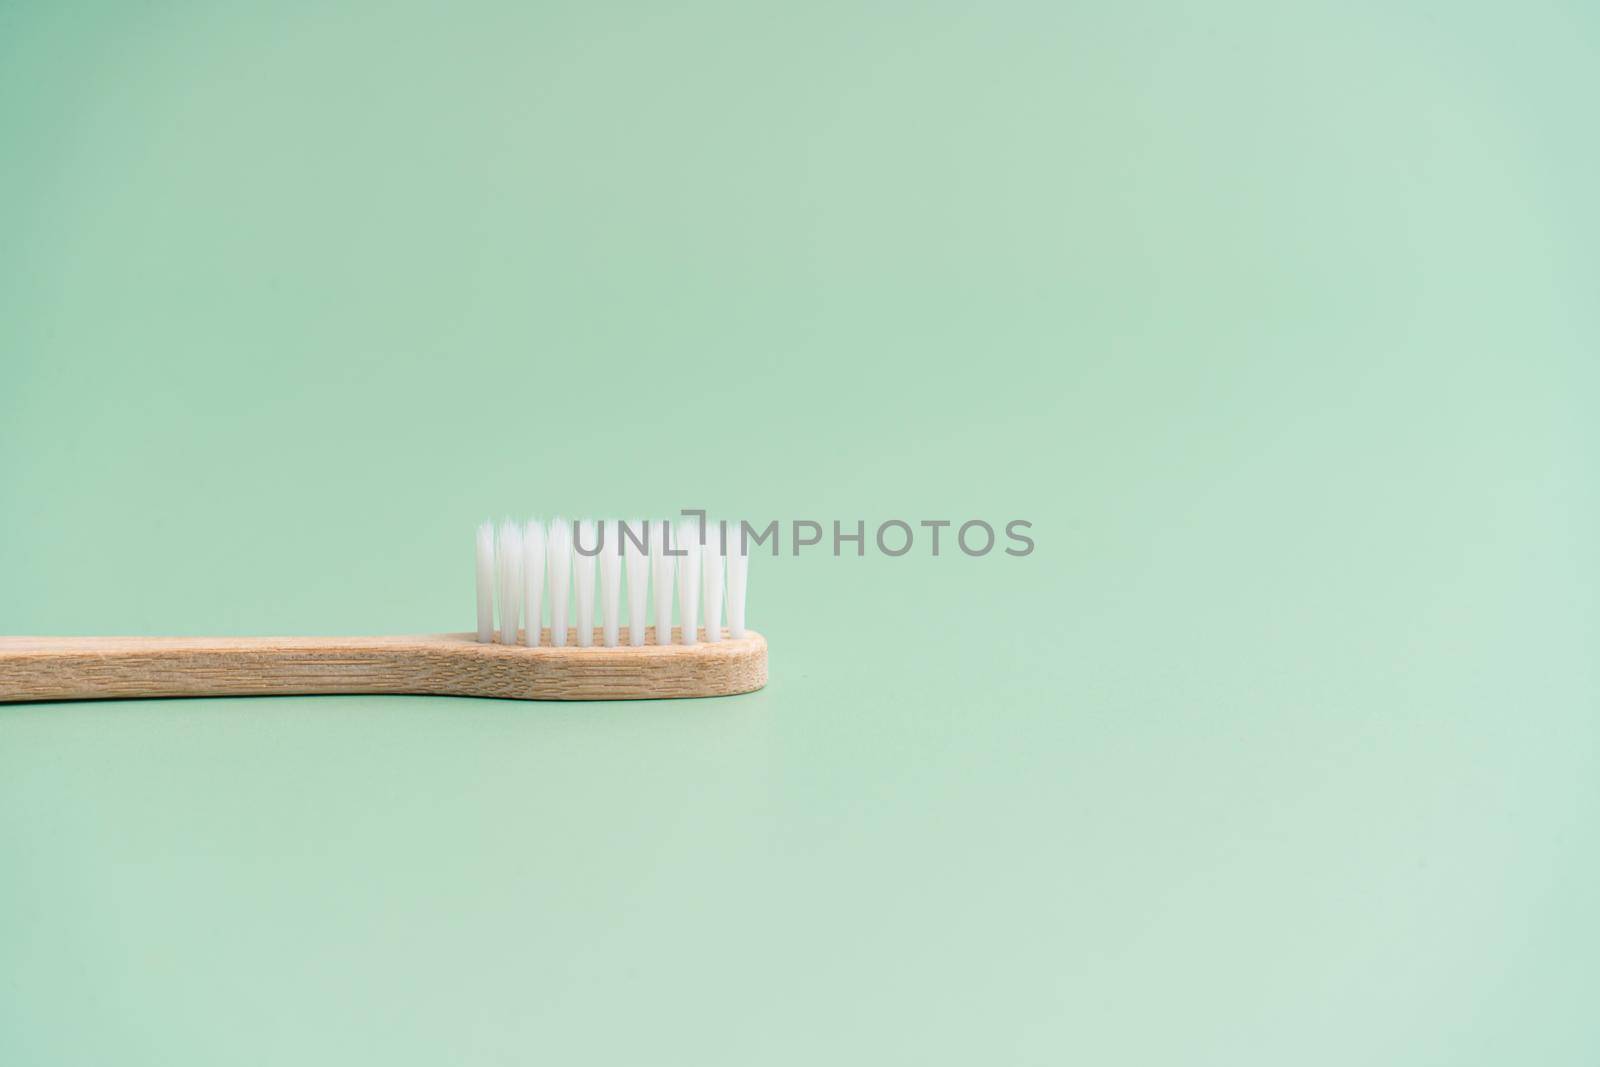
left=0, top=518, right=764, bottom=704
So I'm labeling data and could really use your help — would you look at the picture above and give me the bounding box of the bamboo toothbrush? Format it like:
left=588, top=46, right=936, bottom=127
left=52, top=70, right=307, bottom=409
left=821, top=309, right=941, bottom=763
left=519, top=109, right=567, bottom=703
left=0, top=518, right=764, bottom=704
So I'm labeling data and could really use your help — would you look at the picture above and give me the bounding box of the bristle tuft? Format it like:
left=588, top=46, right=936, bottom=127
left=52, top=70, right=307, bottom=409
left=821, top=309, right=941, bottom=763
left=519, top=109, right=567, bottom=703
left=727, top=524, right=750, bottom=639
left=676, top=519, right=701, bottom=645
left=496, top=520, right=524, bottom=645
left=547, top=517, right=572, bottom=647
left=650, top=519, right=675, bottom=644
left=573, top=519, right=597, bottom=647
left=623, top=519, right=649, bottom=646
left=522, top=519, right=546, bottom=645
left=475, top=521, right=496, bottom=643
left=598, top=519, right=622, bottom=647
left=702, top=536, right=724, bottom=642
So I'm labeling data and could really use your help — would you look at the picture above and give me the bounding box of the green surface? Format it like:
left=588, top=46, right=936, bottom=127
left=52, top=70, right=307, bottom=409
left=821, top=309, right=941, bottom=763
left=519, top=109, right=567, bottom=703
left=2, top=1, right=1596, bottom=1063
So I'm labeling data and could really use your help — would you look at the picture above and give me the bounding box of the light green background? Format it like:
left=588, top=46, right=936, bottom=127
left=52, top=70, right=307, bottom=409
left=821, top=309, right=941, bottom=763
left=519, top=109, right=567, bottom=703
left=2, top=1, right=1596, bottom=1063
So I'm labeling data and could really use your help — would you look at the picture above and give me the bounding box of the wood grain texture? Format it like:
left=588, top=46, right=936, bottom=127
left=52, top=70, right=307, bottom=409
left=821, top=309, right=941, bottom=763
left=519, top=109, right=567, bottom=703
left=0, top=630, right=767, bottom=703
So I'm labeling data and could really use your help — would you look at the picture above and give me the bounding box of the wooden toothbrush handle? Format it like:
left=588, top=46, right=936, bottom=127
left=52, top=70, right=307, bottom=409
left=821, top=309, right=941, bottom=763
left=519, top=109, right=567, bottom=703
left=0, top=631, right=767, bottom=703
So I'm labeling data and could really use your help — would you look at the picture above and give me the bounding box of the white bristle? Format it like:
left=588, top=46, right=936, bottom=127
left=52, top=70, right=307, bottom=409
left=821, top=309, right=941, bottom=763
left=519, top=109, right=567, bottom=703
left=727, top=527, right=750, bottom=639
left=522, top=519, right=545, bottom=645
left=496, top=520, right=523, bottom=645
left=475, top=520, right=496, bottom=643
left=676, top=519, right=701, bottom=645
left=702, top=538, right=724, bottom=642
left=650, top=519, right=675, bottom=644
left=623, top=519, right=649, bottom=646
left=547, top=517, right=572, bottom=647
left=599, top=519, right=622, bottom=647
left=573, top=519, right=597, bottom=647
